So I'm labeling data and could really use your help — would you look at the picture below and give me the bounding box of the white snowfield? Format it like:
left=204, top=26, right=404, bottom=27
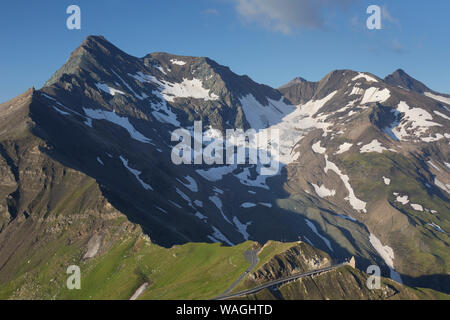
left=360, top=139, right=387, bottom=153
left=177, top=175, right=198, bottom=192
left=324, top=155, right=367, bottom=213
left=213, top=186, right=224, bottom=194
left=360, top=87, right=391, bottom=105
left=128, top=71, right=217, bottom=126
left=209, top=195, right=231, bottom=224
left=232, top=216, right=251, bottom=240
left=133, top=70, right=218, bottom=102
left=428, top=161, right=440, bottom=172
left=239, top=90, right=338, bottom=168
left=233, top=165, right=270, bottom=190
left=382, top=176, right=391, bottom=185
left=349, top=86, right=364, bottom=96
left=305, top=219, right=333, bottom=252
left=369, top=233, right=403, bottom=284
left=154, top=65, right=167, bottom=75
left=111, top=70, right=149, bottom=101
left=95, top=83, right=125, bottom=96
left=259, top=202, right=272, bottom=208
left=161, top=78, right=219, bottom=102
left=150, top=90, right=181, bottom=127
left=170, top=59, right=186, bottom=66
left=195, top=211, right=207, bottom=221
left=388, top=101, right=443, bottom=141
left=194, top=200, right=203, bottom=207
left=119, top=156, right=153, bottom=191
left=394, top=193, right=409, bottom=205
left=434, top=110, right=450, bottom=121
left=240, top=202, right=272, bottom=208
left=434, top=178, right=450, bottom=194
left=312, top=183, right=336, bottom=198
left=83, top=107, right=152, bottom=144
left=311, top=141, right=326, bottom=154
left=239, top=94, right=295, bottom=130
left=240, top=202, right=256, bottom=208
left=196, top=166, right=235, bottom=182
left=335, top=142, right=353, bottom=155
left=428, top=222, right=445, bottom=234
left=410, top=203, right=423, bottom=211
left=352, top=73, right=378, bottom=83
left=52, top=106, right=70, bottom=116
left=424, top=92, right=450, bottom=105
left=208, top=226, right=233, bottom=246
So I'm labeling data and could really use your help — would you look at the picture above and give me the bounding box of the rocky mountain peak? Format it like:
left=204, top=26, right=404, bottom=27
left=384, top=69, right=430, bottom=93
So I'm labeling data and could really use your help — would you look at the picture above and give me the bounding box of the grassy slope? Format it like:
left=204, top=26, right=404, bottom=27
left=0, top=234, right=258, bottom=300
left=337, top=152, right=449, bottom=278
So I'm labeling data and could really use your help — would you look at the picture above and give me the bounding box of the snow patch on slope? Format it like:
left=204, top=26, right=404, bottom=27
left=239, top=94, right=295, bottom=130
left=209, top=195, right=231, bottom=224
left=369, top=233, right=402, bottom=284
left=170, top=59, right=186, bottom=66
left=335, top=143, right=353, bottom=155
left=208, top=226, right=233, bottom=246
left=360, top=87, right=391, bottom=104
left=232, top=216, right=252, bottom=240
left=177, top=175, right=198, bottom=192
left=311, top=183, right=336, bottom=198
left=434, top=110, right=450, bottom=120
left=324, top=155, right=367, bottom=213
left=389, top=101, right=442, bottom=141
left=119, top=156, right=153, bottom=191
left=360, top=139, right=387, bottom=153
left=352, top=73, right=378, bottom=83
left=312, top=141, right=326, bottom=154
left=394, top=194, right=409, bottom=205
left=305, top=219, right=333, bottom=252
left=424, top=92, right=450, bottom=105
left=95, top=83, right=125, bottom=96
left=83, top=108, right=152, bottom=143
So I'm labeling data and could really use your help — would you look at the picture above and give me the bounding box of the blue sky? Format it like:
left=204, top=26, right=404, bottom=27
left=0, top=0, right=449, bottom=102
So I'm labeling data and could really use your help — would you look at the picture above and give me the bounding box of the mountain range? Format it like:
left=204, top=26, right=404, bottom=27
left=0, top=35, right=448, bottom=299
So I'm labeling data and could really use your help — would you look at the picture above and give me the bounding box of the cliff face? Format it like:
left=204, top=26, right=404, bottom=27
left=246, top=265, right=449, bottom=300
left=251, top=242, right=331, bottom=283
left=236, top=243, right=449, bottom=300
left=0, top=89, right=144, bottom=298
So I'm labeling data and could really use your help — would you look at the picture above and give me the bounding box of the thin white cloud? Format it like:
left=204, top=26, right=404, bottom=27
left=382, top=5, right=399, bottom=26
left=391, top=38, right=406, bottom=54
left=232, top=0, right=354, bottom=34
left=203, top=8, right=220, bottom=15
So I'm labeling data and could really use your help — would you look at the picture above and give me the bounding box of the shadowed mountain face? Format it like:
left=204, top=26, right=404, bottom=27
left=0, top=36, right=449, bottom=295
left=384, top=69, right=431, bottom=93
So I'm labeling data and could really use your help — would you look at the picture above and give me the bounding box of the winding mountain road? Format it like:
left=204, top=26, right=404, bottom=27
left=213, top=249, right=259, bottom=299
left=214, top=262, right=347, bottom=300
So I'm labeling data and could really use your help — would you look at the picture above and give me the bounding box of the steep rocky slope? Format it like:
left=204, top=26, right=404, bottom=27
left=0, top=35, right=448, bottom=297
left=235, top=242, right=448, bottom=300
